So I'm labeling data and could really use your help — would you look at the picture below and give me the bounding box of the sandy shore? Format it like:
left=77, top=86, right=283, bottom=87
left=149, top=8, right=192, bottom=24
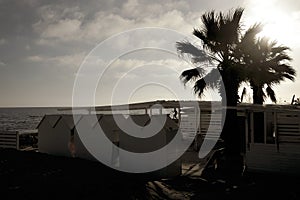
left=0, top=148, right=299, bottom=200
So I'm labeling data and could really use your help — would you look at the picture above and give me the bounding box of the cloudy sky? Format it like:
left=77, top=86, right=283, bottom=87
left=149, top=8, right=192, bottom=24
left=0, top=0, right=299, bottom=107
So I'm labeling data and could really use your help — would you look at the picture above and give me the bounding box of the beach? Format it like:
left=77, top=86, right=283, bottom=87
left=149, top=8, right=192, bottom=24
left=1, top=107, right=300, bottom=199
left=1, top=0, right=300, bottom=199
left=1, top=148, right=299, bottom=200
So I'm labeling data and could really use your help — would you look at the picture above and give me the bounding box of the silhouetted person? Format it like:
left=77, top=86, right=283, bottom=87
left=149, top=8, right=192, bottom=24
left=172, top=108, right=177, bottom=119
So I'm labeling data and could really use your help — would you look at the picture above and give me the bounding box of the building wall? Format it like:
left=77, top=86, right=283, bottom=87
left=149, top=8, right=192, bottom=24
left=245, top=109, right=300, bottom=174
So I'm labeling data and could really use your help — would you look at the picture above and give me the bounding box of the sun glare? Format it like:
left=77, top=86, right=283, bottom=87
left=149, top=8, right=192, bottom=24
left=245, top=0, right=300, bottom=46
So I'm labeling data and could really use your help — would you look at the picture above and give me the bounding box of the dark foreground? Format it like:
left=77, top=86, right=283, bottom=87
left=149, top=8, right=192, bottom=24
left=0, top=148, right=299, bottom=200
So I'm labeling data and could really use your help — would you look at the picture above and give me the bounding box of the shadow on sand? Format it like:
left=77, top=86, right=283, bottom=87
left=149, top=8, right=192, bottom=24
left=0, top=148, right=300, bottom=200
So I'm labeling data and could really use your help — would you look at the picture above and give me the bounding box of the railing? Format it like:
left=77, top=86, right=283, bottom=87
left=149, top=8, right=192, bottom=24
left=276, top=111, right=300, bottom=144
left=0, top=131, right=19, bottom=149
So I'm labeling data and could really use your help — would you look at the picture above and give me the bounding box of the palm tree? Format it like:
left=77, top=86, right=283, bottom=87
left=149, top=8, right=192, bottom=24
left=177, top=8, right=249, bottom=177
left=177, top=8, right=246, bottom=104
left=240, top=36, right=296, bottom=104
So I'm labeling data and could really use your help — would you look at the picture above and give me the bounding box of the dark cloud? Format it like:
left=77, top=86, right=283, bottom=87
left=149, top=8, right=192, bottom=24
left=0, top=0, right=298, bottom=106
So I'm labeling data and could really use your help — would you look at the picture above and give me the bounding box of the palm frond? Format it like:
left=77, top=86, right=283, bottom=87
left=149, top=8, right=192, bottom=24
left=203, top=68, right=221, bottom=89
left=176, top=41, right=210, bottom=63
left=231, top=7, right=244, bottom=25
left=266, top=85, right=277, bottom=103
left=180, top=67, right=206, bottom=84
left=245, top=33, right=296, bottom=104
left=271, top=46, right=290, bottom=55
left=194, top=78, right=206, bottom=97
left=220, top=7, right=244, bottom=44
left=281, top=73, right=296, bottom=81
left=274, top=53, right=292, bottom=62
left=273, top=64, right=296, bottom=76
left=239, top=23, right=262, bottom=47
left=192, top=68, right=221, bottom=97
left=240, top=87, right=247, bottom=102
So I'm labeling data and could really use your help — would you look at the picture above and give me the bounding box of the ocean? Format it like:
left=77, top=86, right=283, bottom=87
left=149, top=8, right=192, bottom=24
left=0, top=107, right=62, bottom=133
left=0, top=107, right=164, bottom=133
left=0, top=107, right=192, bottom=139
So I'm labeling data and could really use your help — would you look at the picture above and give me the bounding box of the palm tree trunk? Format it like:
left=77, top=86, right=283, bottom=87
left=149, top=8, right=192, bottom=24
left=218, top=78, right=244, bottom=181
left=252, top=84, right=264, bottom=104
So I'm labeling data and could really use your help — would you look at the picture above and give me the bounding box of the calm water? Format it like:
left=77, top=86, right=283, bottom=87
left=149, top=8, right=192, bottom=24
left=0, top=107, right=180, bottom=135
left=0, top=107, right=62, bottom=133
